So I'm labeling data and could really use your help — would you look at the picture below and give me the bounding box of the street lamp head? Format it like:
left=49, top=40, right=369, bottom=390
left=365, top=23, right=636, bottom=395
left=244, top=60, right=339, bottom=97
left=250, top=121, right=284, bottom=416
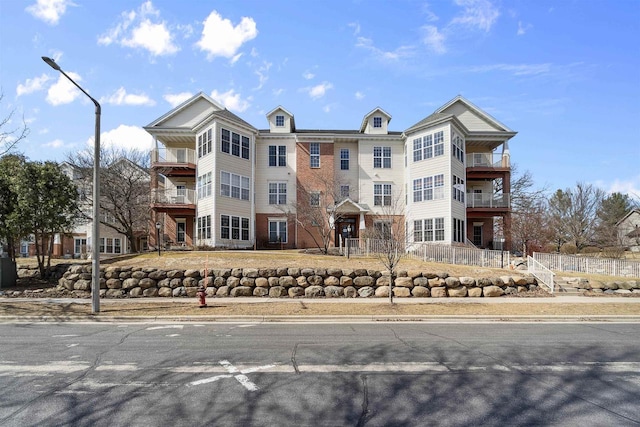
left=42, top=56, right=61, bottom=71
left=156, top=222, right=161, bottom=230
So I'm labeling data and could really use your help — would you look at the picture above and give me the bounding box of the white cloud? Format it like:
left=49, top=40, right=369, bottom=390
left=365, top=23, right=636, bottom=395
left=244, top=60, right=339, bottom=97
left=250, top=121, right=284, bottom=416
left=16, top=74, right=51, bottom=96
left=100, top=87, right=156, bottom=106
left=163, top=92, right=193, bottom=107
left=88, top=124, right=154, bottom=151
left=210, top=89, right=251, bottom=112
left=254, top=61, right=272, bottom=90
left=98, top=1, right=178, bottom=56
left=348, top=22, right=361, bottom=35
left=355, top=91, right=365, bottom=100
left=26, top=0, right=74, bottom=25
left=272, top=88, right=284, bottom=97
left=607, top=176, right=640, bottom=200
left=422, top=25, right=446, bottom=54
left=451, top=0, right=500, bottom=32
left=46, top=72, right=82, bottom=105
left=302, top=70, right=315, bottom=80
left=304, top=82, right=333, bottom=100
left=43, top=138, right=65, bottom=148
left=39, top=128, right=50, bottom=135
left=517, top=21, right=532, bottom=36
left=355, top=37, right=414, bottom=61
left=466, top=63, right=552, bottom=76
left=196, top=11, right=258, bottom=61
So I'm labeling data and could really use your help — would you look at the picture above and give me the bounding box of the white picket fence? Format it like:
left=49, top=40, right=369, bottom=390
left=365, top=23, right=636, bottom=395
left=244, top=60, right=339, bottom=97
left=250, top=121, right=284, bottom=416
left=527, top=256, right=555, bottom=293
left=342, top=239, right=510, bottom=269
left=533, top=252, right=640, bottom=278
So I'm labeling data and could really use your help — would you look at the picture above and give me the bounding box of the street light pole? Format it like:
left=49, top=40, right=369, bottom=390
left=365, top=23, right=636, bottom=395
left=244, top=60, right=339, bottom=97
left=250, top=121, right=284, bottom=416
left=42, top=56, right=101, bottom=314
left=156, top=222, right=161, bottom=256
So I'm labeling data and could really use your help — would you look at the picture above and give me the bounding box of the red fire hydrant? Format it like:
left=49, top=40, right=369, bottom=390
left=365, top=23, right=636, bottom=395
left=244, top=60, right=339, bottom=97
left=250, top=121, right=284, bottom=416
left=197, top=285, right=207, bottom=308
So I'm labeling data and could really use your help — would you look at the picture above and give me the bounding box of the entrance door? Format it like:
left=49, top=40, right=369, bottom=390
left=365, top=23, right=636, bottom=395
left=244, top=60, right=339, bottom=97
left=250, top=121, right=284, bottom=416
left=176, top=149, right=186, bottom=163
left=473, top=225, right=482, bottom=247
left=176, top=220, right=186, bottom=243
left=335, top=217, right=358, bottom=245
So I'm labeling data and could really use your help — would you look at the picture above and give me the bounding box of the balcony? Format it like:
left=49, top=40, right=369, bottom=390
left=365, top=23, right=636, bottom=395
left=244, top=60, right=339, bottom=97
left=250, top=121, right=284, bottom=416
left=151, top=148, right=196, bottom=177
left=466, top=193, right=510, bottom=209
left=466, top=152, right=509, bottom=168
left=151, top=189, right=196, bottom=214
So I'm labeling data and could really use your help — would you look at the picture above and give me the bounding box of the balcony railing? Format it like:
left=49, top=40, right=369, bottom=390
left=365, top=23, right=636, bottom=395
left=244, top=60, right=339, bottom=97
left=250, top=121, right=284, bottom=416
left=152, top=189, right=196, bottom=205
left=466, top=153, right=509, bottom=168
left=151, top=148, right=196, bottom=165
left=466, top=193, right=510, bottom=209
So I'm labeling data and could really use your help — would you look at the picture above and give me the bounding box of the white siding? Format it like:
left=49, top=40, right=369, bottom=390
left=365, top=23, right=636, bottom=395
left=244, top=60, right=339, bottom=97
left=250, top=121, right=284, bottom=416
left=358, top=138, right=405, bottom=215
left=254, top=135, right=297, bottom=214
left=440, top=102, right=499, bottom=132
left=161, top=98, right=220, bottom=129
left=334, top=141, right=359, bottom=202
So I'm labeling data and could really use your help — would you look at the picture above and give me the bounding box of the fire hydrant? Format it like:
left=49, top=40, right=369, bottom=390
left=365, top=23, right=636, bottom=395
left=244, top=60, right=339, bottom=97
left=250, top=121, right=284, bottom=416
left=196, top=285, right=207, bottom=308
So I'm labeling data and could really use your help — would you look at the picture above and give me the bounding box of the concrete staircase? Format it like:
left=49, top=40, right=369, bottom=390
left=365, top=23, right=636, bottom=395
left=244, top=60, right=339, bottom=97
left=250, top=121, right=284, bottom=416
left=554, top=277, right=588, bottom=296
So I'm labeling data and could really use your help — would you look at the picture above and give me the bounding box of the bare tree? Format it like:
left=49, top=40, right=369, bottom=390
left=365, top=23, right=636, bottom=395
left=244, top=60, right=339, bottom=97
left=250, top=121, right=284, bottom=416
left=65, top=146, right=150, bottom=253
left=360, top=191, right=406, bottom=304
left=547, top=183, right=605, bottom=252
left=0, top=93, right=29, bottom=156
left=285, top=167, right=352, bottom=254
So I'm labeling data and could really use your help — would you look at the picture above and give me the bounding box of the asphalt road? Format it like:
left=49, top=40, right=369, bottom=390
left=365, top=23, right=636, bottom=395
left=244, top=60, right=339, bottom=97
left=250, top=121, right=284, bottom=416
left=0, top=322, right=638, bottom=427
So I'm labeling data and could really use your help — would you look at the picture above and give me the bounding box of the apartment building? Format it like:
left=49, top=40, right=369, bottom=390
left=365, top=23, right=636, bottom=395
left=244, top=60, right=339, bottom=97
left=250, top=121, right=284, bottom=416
left=145, top=93, right=515, bottom=251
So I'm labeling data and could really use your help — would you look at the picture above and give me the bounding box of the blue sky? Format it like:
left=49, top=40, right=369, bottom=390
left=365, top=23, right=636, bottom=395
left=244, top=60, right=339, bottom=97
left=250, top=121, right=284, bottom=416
left=1, top=0, right=639, bottom=199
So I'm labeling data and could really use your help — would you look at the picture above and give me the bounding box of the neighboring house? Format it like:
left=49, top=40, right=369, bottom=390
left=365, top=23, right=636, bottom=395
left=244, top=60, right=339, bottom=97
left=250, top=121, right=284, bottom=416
left=617, top=209, right=640, bottom=252
left=57, top=159, right=150, bottom=258
left=144, top=93, right=516, bottom=251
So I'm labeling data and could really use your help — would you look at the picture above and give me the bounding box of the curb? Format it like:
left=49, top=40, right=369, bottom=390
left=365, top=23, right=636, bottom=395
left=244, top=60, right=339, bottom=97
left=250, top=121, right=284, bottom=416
left=1, top=315, right=639, bottom=323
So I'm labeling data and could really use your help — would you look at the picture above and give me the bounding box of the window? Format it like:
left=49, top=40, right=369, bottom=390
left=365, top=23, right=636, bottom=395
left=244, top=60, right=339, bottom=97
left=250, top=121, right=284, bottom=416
left=434, top=174, right=445, bottom=200
left=197, top=215, right=211, bottom=239
left=340, top=185, right=350, bottom=199
left=269, top=220, right=287, bottom=243
left=373, top=146, right=391, bottom=168
left=221, top=129, right=230, bottom=154
left=231, top=133, right=240, bottom=157
left=434, top=131, right=444, bottom=156
left=425, top=219, right=434, bottom=241
left=373, top=117, right=382, bottom=128
left=452, top=134, right=464, bottom=163
left=423, top=134, right=433, bottom=159
left=374, top=220, right=391, bottom=239
left=197, top=172, right=212, bottom=199
left=453, top=218, right=465, bottom=243
left=340, top=149, right=349, bottom=170
left=435, top=217, right=445, bottom=241
left=99, top=237, right=121, bottom=254
left=269, top=182, right=287, bottom=205
left=221, top=128, right=250, bottom=160
left=414, top=220, right=423, bottom=242
left=221, top=171, right=250, bottom=200
left=74, top=238, right=87, bottom=255
left=198, top=129, right=212, bottom=158
left=413, top=178, right=423, bottom=203
left=310, top=143, right=320, bottom=168
left=220, top=215, right=250, bottom=241
left=374, top=183, right=391, bottom=206
left=310, top=191, right=320, bottom=207
left=453, top=175, right=465, bottom=203
left=269, top=145, right=286, bottom=167
left=176, top=221, right=186, bottom=243
left=242, top=218, right=249, bottom=241
left=242, top=136, right=250, bottom=160
left=424, top=176, right=433, bottom=200
left=413, top=138, right=422, bottom=162
left=275, top=115, right=285, bottom=127
left=220, top=215, right=230, bottom=239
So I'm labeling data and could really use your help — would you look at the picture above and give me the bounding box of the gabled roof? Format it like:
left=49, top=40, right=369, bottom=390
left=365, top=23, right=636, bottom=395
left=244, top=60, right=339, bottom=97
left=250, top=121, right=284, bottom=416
left=435, top=95, right=514, bottom=133
left=616, top=209, right=640, bottom=227
left=266, top=105, right=296, bottom=131
left=404, top=112, right=468, bottom=135
left=332, top=198, right=370, bottom=213
left=360, top=107, right=392, bottom=133
left=145, top=92, right=256, bottom=134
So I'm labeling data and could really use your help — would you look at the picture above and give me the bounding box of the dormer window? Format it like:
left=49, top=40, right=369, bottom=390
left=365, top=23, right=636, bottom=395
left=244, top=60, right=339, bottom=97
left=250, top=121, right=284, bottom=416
left=373, top=117, right=382, bottom=128
left=275, top=115, right=285, bottom=127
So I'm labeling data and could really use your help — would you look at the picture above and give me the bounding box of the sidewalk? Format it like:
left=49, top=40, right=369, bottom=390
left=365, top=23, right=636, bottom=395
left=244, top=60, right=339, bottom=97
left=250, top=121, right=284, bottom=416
left=0, top=295, right=639, bottom=323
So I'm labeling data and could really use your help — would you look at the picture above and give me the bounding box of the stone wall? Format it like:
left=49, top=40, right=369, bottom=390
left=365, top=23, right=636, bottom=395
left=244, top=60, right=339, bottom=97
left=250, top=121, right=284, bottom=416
left=51, top=264, right=548, bottom=298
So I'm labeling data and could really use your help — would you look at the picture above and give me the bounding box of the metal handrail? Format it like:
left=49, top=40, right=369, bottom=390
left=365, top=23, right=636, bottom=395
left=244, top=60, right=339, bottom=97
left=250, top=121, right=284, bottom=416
left=527, top=255, right=555, bottom=293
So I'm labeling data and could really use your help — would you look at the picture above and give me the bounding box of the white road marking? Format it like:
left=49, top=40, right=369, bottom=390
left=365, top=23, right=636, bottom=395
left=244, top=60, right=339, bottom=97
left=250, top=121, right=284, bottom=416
left=166, top=334, right=181, bottom=337
left=146, top=325, right=184, bottom=331
left=66, top=344, right=79, bottom=348
left=52, top=334, right=79, bottom=338
left=189, top=360, right=276, bottom=391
